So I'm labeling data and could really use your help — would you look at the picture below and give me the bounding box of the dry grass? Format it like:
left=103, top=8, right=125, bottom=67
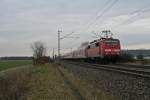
left=0, top=63, right=115, bottom=100
left=0, top=64, right=77, bottom=100
left=27, top=64, right=76, bottom=100
left=0, top=65, right=33, bottom=100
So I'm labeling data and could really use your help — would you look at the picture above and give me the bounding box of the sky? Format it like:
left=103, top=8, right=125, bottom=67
left=0, top=0, right=150, bottom=56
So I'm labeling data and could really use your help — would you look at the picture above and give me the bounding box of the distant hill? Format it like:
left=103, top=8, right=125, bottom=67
left=0, top=56, right=33, bottom=60
left=122, top=49, right=150, bottom=57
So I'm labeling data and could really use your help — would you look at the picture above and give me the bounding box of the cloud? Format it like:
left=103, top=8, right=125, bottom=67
left=0, top=0, right=150, bottom=56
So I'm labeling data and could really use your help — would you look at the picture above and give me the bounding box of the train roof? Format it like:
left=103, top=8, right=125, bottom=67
left=89, top=37, right=119, bottom=44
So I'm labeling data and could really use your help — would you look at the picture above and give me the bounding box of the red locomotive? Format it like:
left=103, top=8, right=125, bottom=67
left=62, top=30, right=121, bottom=62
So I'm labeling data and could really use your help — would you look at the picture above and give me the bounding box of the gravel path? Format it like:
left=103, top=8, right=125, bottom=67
left=62, top=62, right=150, bottom=100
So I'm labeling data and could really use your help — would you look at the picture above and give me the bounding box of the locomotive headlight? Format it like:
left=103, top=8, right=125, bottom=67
left=105, top=49, right=111, bottom=52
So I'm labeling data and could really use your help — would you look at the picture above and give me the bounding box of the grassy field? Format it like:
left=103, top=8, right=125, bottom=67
left=0, top=60, right=32, bottom=71
left=0, top=63, right=115, bottom=100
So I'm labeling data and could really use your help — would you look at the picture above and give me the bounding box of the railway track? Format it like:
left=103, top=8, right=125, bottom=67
left=62, top=61, right=150, bottom=78
left=116, top=63, right=150, bottom=69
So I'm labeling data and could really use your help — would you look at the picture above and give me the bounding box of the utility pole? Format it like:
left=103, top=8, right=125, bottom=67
left=57, top=29, right=78, bottom=61
left=52, top=48, right=55, bottom=60
left=58, top=29, right=62, bottom=60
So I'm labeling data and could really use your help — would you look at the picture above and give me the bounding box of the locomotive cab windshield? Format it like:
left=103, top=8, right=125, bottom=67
left=105, top=39, right=120, bottom=45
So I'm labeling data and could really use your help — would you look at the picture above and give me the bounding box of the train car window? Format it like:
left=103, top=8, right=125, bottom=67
left=92, top=43, right=95, bottom=48
left=95, top=43, right=99, bottom=47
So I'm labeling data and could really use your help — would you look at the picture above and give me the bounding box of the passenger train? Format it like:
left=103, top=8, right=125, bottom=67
left=62, top=30, right=121, bottom=62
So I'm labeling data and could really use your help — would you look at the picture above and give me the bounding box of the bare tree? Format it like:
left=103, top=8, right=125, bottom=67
left=31, top=41, right=47, bottom=59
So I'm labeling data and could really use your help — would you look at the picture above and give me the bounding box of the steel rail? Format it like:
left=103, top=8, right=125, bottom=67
left=62, top=61, right=150, bottom=78
left=115, top=63, right=150, bottom=69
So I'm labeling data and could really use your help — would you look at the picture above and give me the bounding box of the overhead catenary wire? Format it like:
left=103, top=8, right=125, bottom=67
left=112, top=3, right=150, bottom=30
left=72, top=0, right=119, bottom=40
left=73, top=0, right=112, bottom=35
left=86, top=0, right=119, bottom=39
left=60, top=32, right=74, bottom=40
left=59, top=0, right=111, bottom=47
left=62, top=1, right=150, bottom=55
left=82, top=0, right=112, bottom=31
left=61, top=0, right=150, bottom=53
left=85, top=0, right=120, bottom=33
